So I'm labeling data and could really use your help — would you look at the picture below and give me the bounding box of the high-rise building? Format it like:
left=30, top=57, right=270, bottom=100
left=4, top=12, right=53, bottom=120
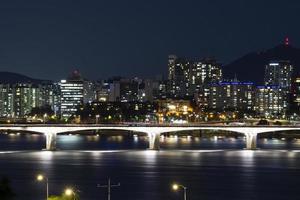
left=255, top=86, right=286, bottom=118
left=263, top=60, right=293, bottom=116
left=198, top=81, right=254, bottom=111
left=0, top=84, right=14, bottom=117
left=290, top=77, right=300, bottom=114
left=60, top=71, right=84, bottom=119
left=97, top=77, right=156, bottom=103
left=156, top=80, right=168, bottom=99
left=264, top=61, right=293, bottom=89
left=137, top=79, right=159, bottom=102
left=168, top=55, right=190, bottom=97
left=51, top=82, right=61, bottom=116
left=119, top=78, right=139, bottom=102
left=83, top=81, right=96, bottom=104
left=189, top=58, right=222, bottom=94
left=0, top=82, right=54, bottom=118
left=96, top=80, right=120, bottom=102
left=168, top=55, right=222, bottom=98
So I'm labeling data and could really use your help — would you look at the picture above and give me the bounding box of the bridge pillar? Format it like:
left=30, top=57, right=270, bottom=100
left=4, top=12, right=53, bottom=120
left=45, top=132, right=57, bottom=151
left=245, top=132, right=258, bottom=150
left=148, top=133, right=160, bottom=150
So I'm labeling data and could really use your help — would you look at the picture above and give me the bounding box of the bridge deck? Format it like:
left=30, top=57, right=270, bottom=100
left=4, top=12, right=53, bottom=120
left=0, top=124, right=298, bottom=128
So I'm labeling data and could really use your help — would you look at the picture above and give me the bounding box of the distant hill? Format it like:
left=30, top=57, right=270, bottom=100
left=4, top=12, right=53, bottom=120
left=223, top=44, right=300, bottom=84
left=0, top=72, right=51, bottom=84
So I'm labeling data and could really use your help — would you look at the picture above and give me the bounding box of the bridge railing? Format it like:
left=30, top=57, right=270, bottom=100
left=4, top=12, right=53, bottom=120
left=0, top=123, right=299, bottom=128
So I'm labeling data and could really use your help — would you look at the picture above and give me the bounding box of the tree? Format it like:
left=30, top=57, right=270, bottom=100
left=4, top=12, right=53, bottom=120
left=0, top=177, right=15, bottom=200
left=29, top=105, right=54, bottom=117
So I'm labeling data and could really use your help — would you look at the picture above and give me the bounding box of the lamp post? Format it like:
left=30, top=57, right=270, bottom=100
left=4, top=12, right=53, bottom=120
left=95, top=115, right=100, bottom=124
left=65, top=188, right=77, bottom=200
left=172, top=183, right=187, bottom=200
left=36, top=174, right=49, bottom=200
left=43, top=113, right=48, bottom=124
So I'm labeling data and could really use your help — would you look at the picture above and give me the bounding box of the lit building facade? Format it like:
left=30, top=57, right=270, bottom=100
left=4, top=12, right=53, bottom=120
left=155, top=80, right=168, bottom=99
left=0, top=82, right=54, bottom=118
left=96, top=80, right=120, bottom=102
left=255, top=86, right=286, bottom=118
left=168, top=55, right=190, bottom=97
left=60, top=79, right=84, bottom=119
left=261, top=60, right=293, bottom=117
left=168, top=55, right=222, bottom=98
left=156, top=99, right=193, bottom=123
left=198, top=81, right=254, bottom=111
left=189, top=58, right=222, bottom=95
left=290, top=77, right=300, bottom=114
left=264, top=61, right=293, bottom=89
left=119, top=78, right=141, bottom=102
left=96, top=78, right=160, bottom=103
left=83, top=81, right=96, bottom=104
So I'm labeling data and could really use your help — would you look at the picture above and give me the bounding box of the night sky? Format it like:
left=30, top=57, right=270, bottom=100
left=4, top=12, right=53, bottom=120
left=0, top=0, right=299, bottom=80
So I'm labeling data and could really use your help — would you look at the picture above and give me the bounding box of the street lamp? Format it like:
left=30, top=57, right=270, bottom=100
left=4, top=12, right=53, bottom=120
left=43, top=113, right=48, bottom=124
left=95, top=114, right=100, bottom=124
left=172, top=183, right=187, bottom=200
left=36, top=174, right=49, bottom=200
left=65, top=188, right=77, bottom=200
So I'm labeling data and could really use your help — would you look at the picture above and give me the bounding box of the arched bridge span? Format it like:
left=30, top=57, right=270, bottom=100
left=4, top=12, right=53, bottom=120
left=0, top=124, right=300, bottom=150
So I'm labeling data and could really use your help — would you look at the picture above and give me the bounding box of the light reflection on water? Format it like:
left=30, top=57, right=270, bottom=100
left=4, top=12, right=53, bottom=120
left=0, top=149, right=300, bottom=199
left=1, top=132, right=300, bottom=150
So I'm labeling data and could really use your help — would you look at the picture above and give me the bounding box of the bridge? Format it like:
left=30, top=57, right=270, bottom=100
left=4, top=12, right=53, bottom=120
left=0, top=124, right=300, bottom=150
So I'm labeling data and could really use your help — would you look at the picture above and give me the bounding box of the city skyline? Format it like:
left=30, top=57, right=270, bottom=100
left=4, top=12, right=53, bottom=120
left=0, top=1, right=299, bottom=80
left=2, top=2, right=300, bottom=200
left=0, top=55, right=296, bottom=121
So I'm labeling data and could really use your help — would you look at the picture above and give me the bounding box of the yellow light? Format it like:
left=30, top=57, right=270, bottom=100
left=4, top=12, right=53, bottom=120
left=65, top=188, right=73, bottom=196
left=36, top=174, right=44, bottom=181
left=172, top=184, right=179, bottom=191
left=183, top=105, right=188, bottom=111
left=168, top=105, right=176, bottom=110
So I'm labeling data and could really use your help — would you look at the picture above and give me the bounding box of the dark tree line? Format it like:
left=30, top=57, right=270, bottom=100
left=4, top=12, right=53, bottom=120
left=0, top=177, right=15, bottom=200
left=76, top=101, right=158, bottom=123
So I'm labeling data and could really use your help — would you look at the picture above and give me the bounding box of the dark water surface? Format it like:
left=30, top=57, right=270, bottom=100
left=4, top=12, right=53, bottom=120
left=0, top=133, right=300, bottom=200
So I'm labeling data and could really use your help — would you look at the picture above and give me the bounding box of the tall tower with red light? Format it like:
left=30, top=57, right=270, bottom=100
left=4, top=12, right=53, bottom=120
left=285, top=37, right=290, bottom=46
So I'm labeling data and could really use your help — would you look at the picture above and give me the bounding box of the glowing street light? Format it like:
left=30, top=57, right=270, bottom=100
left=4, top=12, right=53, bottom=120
left=172, top=183, right=187, bottom=200
left=36, top=174, right=49, bottom=200
left=37, top=174, right=44, bottom=181
left=65, top=188, right=73, bottom=196
left=172, top=184, right=179, bottom=190
left=65, top=188, right=77, bottom=200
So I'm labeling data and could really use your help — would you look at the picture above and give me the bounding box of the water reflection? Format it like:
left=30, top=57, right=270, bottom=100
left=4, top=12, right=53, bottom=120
left=1, top=132, right=300, bottom=150
left=1, top=150, right=300, bottom=199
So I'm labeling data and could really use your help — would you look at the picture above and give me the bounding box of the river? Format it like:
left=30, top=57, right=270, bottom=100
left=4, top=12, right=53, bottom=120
left=0, top=133, right=300, bottom=200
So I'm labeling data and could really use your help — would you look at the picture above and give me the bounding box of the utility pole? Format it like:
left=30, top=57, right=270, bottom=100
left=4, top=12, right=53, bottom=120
left=97, top=178, right=120, bottom=200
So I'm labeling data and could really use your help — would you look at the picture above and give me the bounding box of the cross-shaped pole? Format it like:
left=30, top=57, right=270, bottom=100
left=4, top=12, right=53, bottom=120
left=97, top=178, right=120, bottom=200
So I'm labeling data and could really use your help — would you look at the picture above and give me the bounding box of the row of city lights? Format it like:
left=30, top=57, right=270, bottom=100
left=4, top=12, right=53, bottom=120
left=36, top=174, right=188, bottom=200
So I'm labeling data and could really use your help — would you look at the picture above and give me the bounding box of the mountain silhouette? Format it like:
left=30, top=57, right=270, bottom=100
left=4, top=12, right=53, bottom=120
left=224, top=43, right=300, bottom=84
left=0, top=72, right=50, bottom=84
